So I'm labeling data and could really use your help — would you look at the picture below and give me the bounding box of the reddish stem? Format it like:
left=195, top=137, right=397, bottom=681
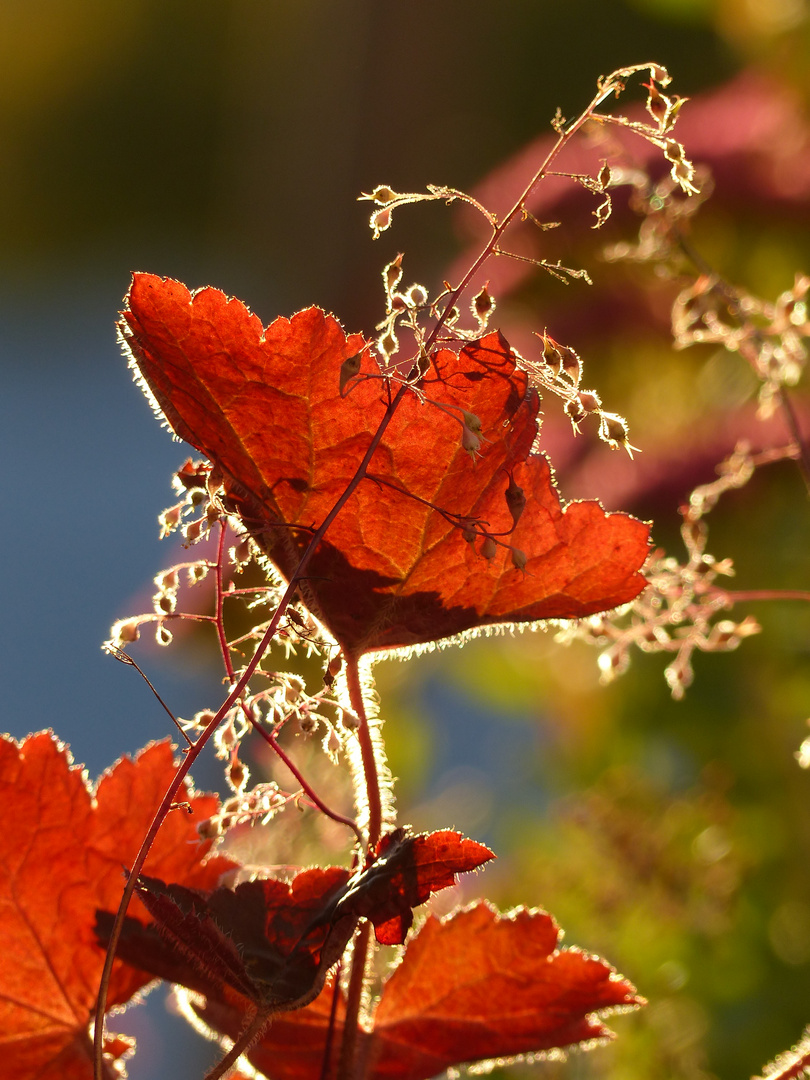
left=336, top=922, right=372, bottom=1080
left=344, top=653, right=383, bottom=848
left=719, top=589, right=810, bottom=604
left=202, top=1003, right=274, bottom=1080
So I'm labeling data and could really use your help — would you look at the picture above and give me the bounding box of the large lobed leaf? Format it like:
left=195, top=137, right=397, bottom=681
left=120, top=273, right=649, bottom=656
left=101, top=829, right=493, bottom=1013
left=186, top=901, right=643, bottom=1080
left=0, top=731, right=233, bottom=1080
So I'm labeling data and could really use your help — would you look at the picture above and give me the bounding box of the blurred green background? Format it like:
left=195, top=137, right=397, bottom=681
left=2, top=2, right=810, bottom=1079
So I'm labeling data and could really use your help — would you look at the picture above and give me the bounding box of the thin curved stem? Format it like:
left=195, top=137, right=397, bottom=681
left=336, top=922, right=372, bottom=1080
left=203, top=1004, right=274, bottom=1080
left=719, top=588, right=810, bottom=604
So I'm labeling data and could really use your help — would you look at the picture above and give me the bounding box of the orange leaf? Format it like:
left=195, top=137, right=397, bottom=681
left=189, top=900, right=642, bottom=1080
left=101, top=829, right=492, bottom=1011
left=120, top=274, right=649, bottom=656
left=363, top=901, right=644, bottom=1078
left=341, top=828, right=493, bottom=945
left=0, top=731, right=233, bottom=1080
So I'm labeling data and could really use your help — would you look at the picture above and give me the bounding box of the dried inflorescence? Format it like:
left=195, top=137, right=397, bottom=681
left=558, top=443, right=782, bottom=698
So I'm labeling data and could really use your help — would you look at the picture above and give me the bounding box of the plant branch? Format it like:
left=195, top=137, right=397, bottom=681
left=336, top=922, right=372, bottom=1080
left=202, top=1004, right=275, bottom=1080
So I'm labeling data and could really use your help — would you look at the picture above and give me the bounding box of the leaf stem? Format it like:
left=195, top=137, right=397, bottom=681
left=344, top=653, right=383, bottom=847
left=336, top=922, right=372, bottom=1080
left=202, top=1004, right=275, bottom=1080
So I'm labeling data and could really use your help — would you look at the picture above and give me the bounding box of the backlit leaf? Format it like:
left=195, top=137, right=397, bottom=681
left=120, top=274, right=649, bottom=656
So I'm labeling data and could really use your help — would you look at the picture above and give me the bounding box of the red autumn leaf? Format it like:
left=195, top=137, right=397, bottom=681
left=363, top=901, right=643, bottom=1078
left=127, top=867, right=356, bottom=1011
left=120, top=273, right=649, bottom=656
left=0, top=731, right=233, bottom=1080
left=101, top=829, right=492, bottom=1014
left=188, top=900, right=642, bottom=1080
left=339, top=827, right=494, bottom=945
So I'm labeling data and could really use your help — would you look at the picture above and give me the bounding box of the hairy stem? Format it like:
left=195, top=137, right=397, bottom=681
left=202, top=1004, right=274, bottom=1080
left=336, top=922, right=373, bottom=1080
left=344, top=653, right=383, bottom=847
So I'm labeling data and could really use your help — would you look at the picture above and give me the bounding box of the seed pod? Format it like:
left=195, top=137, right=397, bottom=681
left=462, top=411, right=482, bottom=435
left=340, top=351, right=363, bottom=395
left=159, top=504, right=183, bottom=538
left=228, top=758, right=248, bottom=793
left=578, top=389, right=601, bottom=413
left=113, top=618, right=140, bottom=645
left=504, top=474, right=526, bottom=528
left=481, top=536, right=497, bottom=560
left=462, top=424, right=482, bottom=459
left=510, top=547, right=528, bottom=571
left=472, top=284, right=495, bottom=325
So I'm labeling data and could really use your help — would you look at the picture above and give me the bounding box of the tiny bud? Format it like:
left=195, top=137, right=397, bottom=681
left=462, top=424, right=482, bottom=459
left=188, top=563, right=208, bottom=585
left=299, top=714, right=318, bottom=735
left=174, top=458, right=209, bottom=491
left=472, top=284, right=495, bottom=324
left=383, top=254, right=403, bottom=295
left=371, top=207, right=392, bottom=237
left=215, top=718, right=238, bottom=755
left=481, top=536, right=497, bottom=560
left=504, top=474, right=526, bottom=528
left=156, top=569, right=180, bottom=591
left=406, top=284, right=428, bottom=307
left=340, top=351, right=363, bottom=395
left=228, top=759, right=248, bottom=793
left=462, top=524, right=477, bottom=543
left=183, top=518, right=203, bottom=543
left=327, top=653, right=343, bottom=678
left=541, top=334, right=562, bottom=374
left=367, top=185, right=397, bottom=204
left=286, top=608, right=307, bottom=630
left=558, top=343, right=582, bottom=384
left=578, top=389, right=601, bottom=412
left=379, top=329, right=398, bottom=358
left=156, top=623, right=173, bottom=646
left=284, top=676, right=305, bottom=703
left=156, top=593, right=176, bottom=615
left=510, top=547, right=528, bottom=571
left=341, top=709, right=361, bottom=731
left=599, top=412, right=639, bottom=457
left=565, top=399, right=586, bottom=428
left=232, top=538, right=252, bottom=566
left=323, top=727, right=341, bottom=762
left=196, top=817, right=222, bottom=841
left=159, top=505, right=183, bottom=538
left=462, top=411, right=482, bottom=435
left=113, top=619, right=140, bottom=645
